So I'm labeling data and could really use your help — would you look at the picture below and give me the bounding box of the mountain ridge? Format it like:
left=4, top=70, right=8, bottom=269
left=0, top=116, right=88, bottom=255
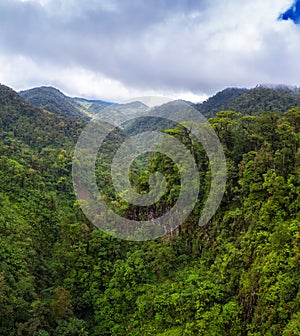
left=196, top=85, right=300, bottom=117
left=0, top=84, right=83, bottom=149
left=18, top=84, right=300, bottom=121
left=19, top=86, right=113, bottom=121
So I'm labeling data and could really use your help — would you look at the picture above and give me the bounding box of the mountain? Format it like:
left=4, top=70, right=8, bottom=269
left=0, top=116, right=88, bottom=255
left=195, top=87, right=248, bottom=117
left=196, top=85, right=300, bottom=117
left=18, top=85, right=300, bottom=124
left=0, top=84, right=83, bottom=149
left=124, top=99, right=196, bottom=134
left=18, top=86, right=163, bottom=126
left=72, top=96, right=113, bottom=115
left=19, top=86, right=88, bottom=120
left=19, top=86, right=112, bottom=120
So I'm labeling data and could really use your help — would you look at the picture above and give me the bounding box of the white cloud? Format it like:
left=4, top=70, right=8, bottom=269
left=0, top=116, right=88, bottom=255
left=0, top=54, right=207, bottom=102
left=1, top=0, right=300, bottom=100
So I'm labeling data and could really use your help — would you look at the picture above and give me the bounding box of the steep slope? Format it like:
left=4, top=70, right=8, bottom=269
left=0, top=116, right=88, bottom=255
left=1, top=83, right=299, bottom=336
left=0, top=84, right=86, bottom=335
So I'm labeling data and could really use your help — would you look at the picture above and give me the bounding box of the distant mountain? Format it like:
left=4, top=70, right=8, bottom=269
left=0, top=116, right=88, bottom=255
left=196, top=85, right=300, bottom=117
left=18, top=84, right=300, bottom=124
left=124, top=100, right=196, bottom=134
left=73, top=96, right=113, bottom=116
left=19, top=86, right=112, bottom=120
left=112, top=101, right=149, bottom=117
left=19, top=86, right=88, bottom=120
left=0, top=84, right=82, bottom=149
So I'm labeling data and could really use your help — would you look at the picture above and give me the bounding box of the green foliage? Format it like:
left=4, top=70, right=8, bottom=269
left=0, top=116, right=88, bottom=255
left=196, top=85, right=300, bottom=118
left=0, top=84, right=299, bottom=335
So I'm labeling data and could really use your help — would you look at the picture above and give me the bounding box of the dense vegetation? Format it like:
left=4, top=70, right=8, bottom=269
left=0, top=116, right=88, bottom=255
left=0, top=84, right=299, bottom=335
left=196, top=85, right=300, bottom=118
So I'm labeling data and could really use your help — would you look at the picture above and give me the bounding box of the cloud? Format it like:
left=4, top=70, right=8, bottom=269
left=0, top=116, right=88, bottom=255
left=279, top=0, right=300, bottom=24
left=0, top=0, right=300, bottom=101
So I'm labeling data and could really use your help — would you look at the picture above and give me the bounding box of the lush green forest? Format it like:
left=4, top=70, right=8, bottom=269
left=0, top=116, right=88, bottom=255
left=196, top=85, right=300, bottom=118
left=0, top=84, right=299, bottom=335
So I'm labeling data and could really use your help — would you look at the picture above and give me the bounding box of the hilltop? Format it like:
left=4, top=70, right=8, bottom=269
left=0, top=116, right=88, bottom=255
left=196, top=85, right=300, bottom=117
left=19, top=86, right=112, bottom=120
left=0, top=84, right=83, bottom=149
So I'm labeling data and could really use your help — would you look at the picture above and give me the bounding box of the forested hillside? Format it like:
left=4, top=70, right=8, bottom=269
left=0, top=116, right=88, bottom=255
left=19, top=87, right=112, bottom=121
left=0, top=84, right=299, bottom=335
left=196, top=86, right=300, bottom=118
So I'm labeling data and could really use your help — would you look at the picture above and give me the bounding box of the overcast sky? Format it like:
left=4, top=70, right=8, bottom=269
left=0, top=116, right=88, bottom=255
left=0, top=0, right=299, bottom=102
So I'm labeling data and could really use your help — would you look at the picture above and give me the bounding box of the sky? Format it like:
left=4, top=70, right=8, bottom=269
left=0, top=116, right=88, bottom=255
left=0, top=0, right=300, bottom=103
